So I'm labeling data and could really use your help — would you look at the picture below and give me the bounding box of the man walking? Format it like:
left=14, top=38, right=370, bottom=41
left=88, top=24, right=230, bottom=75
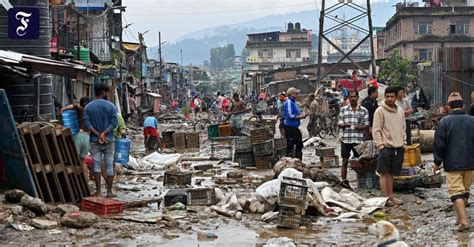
left=85, top=84, right=118, bottom=198
left=338, top=90, right=369, bottom=189
left=284, top=87, right=307, bottom=160
left=434, top=92, right=474, bottom=231
left=373, top=86, right=405, bottom=206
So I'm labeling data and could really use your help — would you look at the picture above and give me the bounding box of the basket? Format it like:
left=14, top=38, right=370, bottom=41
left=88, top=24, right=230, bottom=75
left=252, top=140, right=273, bottom=156
left=186, top=133, right=200, bottom=149
left=234, top=152, right=255, bottom=168
left=187, top=187, right=217, bottom=206
left=274, top=138, right=287, bottom=151
left=241, top=121, right=257, bottom=136
left=254, top=155, right=272, bottom=169
left=173, top=133, right=187, bottom=149
left=277, top=205, right=305, bottom=229
left=164, top=188, right=187, bottom=207
left=235, top=136, right=252, bottom=153
left=250, top=128, right=272, bottom=144
left=278, top=176, right=309, bottom=208
left=403, top=144, right=421, bottom=167
left=315, top=147, right=335, bottom=157
left=81, top=197, right=124, bottom=215
left=163, top=171, right=192, bottom=187
left=356, top=170, right=380, bottom=189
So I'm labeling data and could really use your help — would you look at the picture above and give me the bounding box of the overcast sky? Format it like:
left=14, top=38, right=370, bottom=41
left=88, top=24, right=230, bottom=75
left=122, top=0, right=321, bottom=46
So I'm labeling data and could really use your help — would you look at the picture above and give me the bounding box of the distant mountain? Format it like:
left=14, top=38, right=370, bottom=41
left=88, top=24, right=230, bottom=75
left=150, top=1, right=400, bottom=65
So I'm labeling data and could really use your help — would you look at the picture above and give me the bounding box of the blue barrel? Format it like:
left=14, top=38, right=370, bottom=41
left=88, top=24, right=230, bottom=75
left=114, top=138, right=131, bottom=164
left=62, top=110, right=79, bottom=135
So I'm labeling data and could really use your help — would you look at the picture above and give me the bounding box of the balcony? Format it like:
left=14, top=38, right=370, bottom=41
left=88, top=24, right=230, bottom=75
left=89, top=37, right=112, bottom=62
left=246, top=40, right=312, bottom=48
left=246, top=57, right=310, bottom=64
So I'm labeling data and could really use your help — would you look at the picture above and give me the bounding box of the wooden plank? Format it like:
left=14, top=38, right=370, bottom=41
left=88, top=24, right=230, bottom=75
left=60, top=128, right=90, bottom=197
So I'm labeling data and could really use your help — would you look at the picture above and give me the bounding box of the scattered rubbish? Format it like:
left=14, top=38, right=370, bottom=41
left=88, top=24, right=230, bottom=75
left=264, top=237, right=298, bottom=247
left=47, top=229, right=62, bottom=235
left=164, top=189, right=188, bottom=207
left=196, top=229, right=218, bottom=239
left=20, top=195, right=48, bottom=215
left=373, top=211, right=386, bottom=218
left=168, top=202, right=186, bottom=211
left=31, top=219, right=58, bottom=230
left=4, top=189, right=27, bottom=204
left=10, top=223, right=35, bottom=231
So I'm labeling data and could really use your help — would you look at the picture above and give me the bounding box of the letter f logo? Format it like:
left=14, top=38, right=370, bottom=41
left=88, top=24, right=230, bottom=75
left=8, top=5, right=40, bottom=39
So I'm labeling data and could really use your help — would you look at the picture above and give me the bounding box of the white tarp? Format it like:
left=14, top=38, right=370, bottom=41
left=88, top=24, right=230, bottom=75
left=321, top=187, right=388, bottom=217
left=137, top=152, right=182, bottom=170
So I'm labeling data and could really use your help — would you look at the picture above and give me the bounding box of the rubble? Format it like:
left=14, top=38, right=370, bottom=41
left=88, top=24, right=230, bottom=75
left=60, top=212, right=99, bottom=229
left=4, top=190, right=27, bottom=203
left=56, top=205, right=80, bottom=216
left=20, top=195, right=48, bottom=215
left=31, top=219, right=58, bottom=230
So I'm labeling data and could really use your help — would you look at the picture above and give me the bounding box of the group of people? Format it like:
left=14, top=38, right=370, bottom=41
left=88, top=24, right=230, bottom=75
left=61, top=84, right=123, bottom=198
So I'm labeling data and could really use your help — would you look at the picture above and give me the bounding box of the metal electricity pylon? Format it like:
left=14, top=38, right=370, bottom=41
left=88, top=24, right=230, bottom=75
left=316, top=0, right=376, bottom=83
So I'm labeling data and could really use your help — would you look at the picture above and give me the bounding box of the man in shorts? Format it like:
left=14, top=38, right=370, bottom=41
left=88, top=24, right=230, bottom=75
left=373, top=86, right=406, bottom=206
left=434, top=92, right=474, bottom=231
left=229, top=93, right=246, bottom=135
left=338, top=90, right=369, bottom=189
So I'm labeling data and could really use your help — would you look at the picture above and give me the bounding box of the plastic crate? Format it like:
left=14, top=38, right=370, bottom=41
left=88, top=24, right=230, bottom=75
left=250, top=128, right=272, bottom=144
left=315, top=147, right=335, bottom=157
left=173, top=133, right=187, bottom=149
left=262, top=119, right=277, bottom=133
left=254, top=155, right=272, bottom=169
left=162, top=131, right=175, bottom=148
left=356, top=170, right=380, bottom=189
left=218, top=124, right=231, bottom=137
left=252, top=140, right=273, bottom=156
left=235, top=136, right=252, bottom=153
left=81, top=197, right=124, bottom=216
left=274, top=149, right=286, bottom=160
left=186, top=133, right=200, bottom=149
left=187, top=187, right=217, bottom=206
left=403, top=144, right=421, bottom=167
left=319, top=156, right=339, bottom=168
left=274, top=138, right=287, bottom=151
left=164, top=171, right=192, bottom=187
left=164, top=188, right=187, bottom=207
left=241, top=121, right=257, bottom=136
left=278, top=176, right=309, bottom=208
left=277, top=205, right=305, bottom=229
left=234, top=152, right=255, bottom=168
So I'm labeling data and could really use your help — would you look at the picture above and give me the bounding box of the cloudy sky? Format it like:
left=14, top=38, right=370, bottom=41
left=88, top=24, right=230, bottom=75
left=122, top=0, right=321, bottom=46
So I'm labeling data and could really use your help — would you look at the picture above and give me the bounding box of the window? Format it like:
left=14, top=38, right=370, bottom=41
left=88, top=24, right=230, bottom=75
left=286, top=49, right=301, bottom=58
left=258, top=49, right=273, bottom=59
left=416, top=49, right=433, bottom=61
left=414, top=21, right=432, bottom=35
left=450, top=21, right=469, bottom=35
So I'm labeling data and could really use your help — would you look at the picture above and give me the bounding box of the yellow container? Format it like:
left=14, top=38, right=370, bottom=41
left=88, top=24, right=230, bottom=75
left=403, top=144, right=422, bottom=167
left=218, top=124, right=231, bottom=137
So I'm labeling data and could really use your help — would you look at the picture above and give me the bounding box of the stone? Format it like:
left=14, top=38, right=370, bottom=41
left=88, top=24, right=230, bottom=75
left=56, top=204, right=80, bottom=216
left=4, top=189, right=27, bottom=203
left=19, top=195, right=47, bottom=215
left=61, top=212, right=99, bottom=229
left=235, top=211, right=243, bottom=220
left=227, top=171, right=243, bottom=179
left=31, top=219, right=58, bottom=230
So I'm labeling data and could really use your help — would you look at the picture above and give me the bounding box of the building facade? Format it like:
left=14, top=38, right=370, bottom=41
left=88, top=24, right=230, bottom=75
left=245, top=23, right=312, bottom=71
left=385, top=4, right=474, bottom=61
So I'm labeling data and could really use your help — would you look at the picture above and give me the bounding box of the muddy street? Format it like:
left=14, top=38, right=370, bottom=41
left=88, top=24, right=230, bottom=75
left=0, top=117, right=473, bottom=247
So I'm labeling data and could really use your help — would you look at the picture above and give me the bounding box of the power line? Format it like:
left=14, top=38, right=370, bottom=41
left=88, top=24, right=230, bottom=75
left=125, top=2, right=316, bottom=16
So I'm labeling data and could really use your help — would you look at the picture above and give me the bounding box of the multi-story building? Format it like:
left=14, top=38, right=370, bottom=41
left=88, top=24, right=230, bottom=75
left=373, top=27, right=387, bottom=59
left=385, top=3, right=474, bottom=61
left=245, top=22, right=312, bottom=71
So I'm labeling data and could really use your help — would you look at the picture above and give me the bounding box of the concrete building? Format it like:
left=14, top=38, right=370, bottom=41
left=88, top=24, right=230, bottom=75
left=245, top=22, right=312, bottom=71
left=374, top=27, right=387, bottom=59
left=385, top=3, right=474, bottom=61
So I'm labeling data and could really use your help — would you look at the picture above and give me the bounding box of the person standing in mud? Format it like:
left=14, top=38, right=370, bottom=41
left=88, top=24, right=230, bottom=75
left=372, top=86, right=405, bottom=206
left=84, top=84, right=118, bottom=198
left=338, top=90, right=369, bottom=189
left=433, top=92, right=474, bottom=231
left=229, top=93, right=246, bottom=135
left=361, top=86, right=379, bottom=140
left=284, top=87, right=307, bottom=160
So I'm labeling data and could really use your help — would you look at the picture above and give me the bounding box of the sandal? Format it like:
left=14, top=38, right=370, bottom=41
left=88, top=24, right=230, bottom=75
left=455, top=224, right=470, bottom=232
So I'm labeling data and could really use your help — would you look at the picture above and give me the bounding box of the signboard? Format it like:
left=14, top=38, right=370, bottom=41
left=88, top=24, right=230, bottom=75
left=8, top=7, right=40, bottom=39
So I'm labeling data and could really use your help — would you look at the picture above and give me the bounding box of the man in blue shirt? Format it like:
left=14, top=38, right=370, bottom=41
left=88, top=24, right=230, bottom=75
left=84, top=84, right=118, bottom=198
left=284, top=87, right=308, bottom=160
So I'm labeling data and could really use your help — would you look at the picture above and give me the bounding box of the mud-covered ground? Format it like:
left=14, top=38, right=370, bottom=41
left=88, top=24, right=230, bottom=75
left=0, top=117, right=473, bottom=246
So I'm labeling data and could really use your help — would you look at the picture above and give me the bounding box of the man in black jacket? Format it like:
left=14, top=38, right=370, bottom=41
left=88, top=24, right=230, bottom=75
left=434, top=92, right=474, bottom=231
left=361, top=86, right=378, bottom=139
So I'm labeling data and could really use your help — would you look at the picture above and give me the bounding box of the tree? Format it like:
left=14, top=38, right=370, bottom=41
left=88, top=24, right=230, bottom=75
left=378, top=49, right=418, bottom=88
left=210, top=44, right=236, bottom=69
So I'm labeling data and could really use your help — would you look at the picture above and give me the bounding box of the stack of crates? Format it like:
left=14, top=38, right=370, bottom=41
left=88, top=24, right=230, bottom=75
left=251, top=129, right=273, bottom=169
left=274, top=138, right=287, bottom=160
left=277, top=176, right=308, bottom=229
left=315, top=147, right=338, bottom=167
left=234, top=136, right=254, bottom=168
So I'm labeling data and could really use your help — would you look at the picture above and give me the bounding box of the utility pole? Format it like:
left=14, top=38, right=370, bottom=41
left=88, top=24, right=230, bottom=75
left=180, top=49, right=183, bottom=65
left=76, top=11, right=80, bottom=61
left=159, top=31, right=163, bottom=82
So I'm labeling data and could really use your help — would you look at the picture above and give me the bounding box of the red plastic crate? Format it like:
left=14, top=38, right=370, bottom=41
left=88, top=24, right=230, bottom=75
left=81, top=197, right=124, bottom=215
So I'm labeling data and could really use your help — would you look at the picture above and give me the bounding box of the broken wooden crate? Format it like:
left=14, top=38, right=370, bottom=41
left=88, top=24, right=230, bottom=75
left=278, top=176, right=309, bottom=208
left=164, top=188, right=187, bottom=207
left=186, top=187, right=217, bottom=206
left=163, top=171, right=192, bottom=187
left=277, top=205, right=306, bottom=229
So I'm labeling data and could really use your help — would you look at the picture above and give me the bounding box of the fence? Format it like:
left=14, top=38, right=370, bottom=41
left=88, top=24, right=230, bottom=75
left=419, top=47, right=474, bottom=108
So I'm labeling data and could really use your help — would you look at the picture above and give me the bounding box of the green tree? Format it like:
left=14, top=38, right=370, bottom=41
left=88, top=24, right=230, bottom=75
left=378, top=49, right=418, bottom=88
left=210, top=44, right=236, bottom=69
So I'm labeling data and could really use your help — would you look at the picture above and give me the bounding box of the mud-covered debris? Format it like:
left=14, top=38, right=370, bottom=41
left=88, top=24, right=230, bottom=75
left=273, top=158, right=306, bottom=178
left=20, top=195, right=47, bottom=215
left=56, top=204, right=80, bottom=216
left=4, top=189, right=27, bottom=203
left=10, top=223, right=35, bottom=231
left=168, top=202, right=186, bottom=211
left=227, top=171, right=243, bottom=179
left=0, top=213, right=13, bottom=224
left=61, top=211, right=99, bottom=229
left=235, top=211, right=243, bottom=220
left=31, top=219, right=58, bottom=230
left=261, top=211, right=279, bottom=222
left=264, top=237, right=298, bottom=247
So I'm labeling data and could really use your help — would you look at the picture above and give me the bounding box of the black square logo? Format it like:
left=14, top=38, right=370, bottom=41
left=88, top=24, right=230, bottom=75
left=8, top=7, right=40, bottom=39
